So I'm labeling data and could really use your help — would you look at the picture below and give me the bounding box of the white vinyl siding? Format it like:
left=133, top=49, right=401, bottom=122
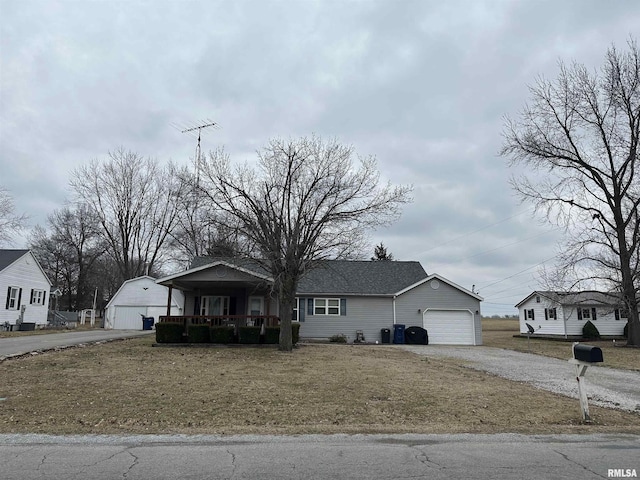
left=0, top=251, right=51, bottom=326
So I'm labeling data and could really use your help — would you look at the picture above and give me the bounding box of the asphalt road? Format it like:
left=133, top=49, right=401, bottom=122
left=0, top=330, right=154, bottom=359
left=0, top=433, right=638, bottom=480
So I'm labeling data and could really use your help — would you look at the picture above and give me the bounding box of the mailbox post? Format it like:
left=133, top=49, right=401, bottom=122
left=568, top=343, right=603, bottom=422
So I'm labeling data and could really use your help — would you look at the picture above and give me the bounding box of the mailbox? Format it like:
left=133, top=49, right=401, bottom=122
left=573, top=344, right=603, bottom=363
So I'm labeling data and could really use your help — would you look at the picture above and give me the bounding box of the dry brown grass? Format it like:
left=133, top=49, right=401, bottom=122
left=0, top=335, right=638, bottom=435
left=482, top=318, right=640, bottom=372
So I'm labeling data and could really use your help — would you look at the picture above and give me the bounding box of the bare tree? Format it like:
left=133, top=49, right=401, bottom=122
left=198, top=136, right=412, bottom=351
left=501, top=39, right=640, bottom=345
left=70, top=148, right=186, bottom=283
left=0, top=185, right=28, bottom=246
left=29, top=204, right=106, bottom=310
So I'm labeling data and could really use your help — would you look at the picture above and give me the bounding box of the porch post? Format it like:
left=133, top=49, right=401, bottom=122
left=166, top=284, right=173, bottom=317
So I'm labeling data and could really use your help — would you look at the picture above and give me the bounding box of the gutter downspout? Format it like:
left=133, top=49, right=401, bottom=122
left=392, top=295, right=397, bottom=325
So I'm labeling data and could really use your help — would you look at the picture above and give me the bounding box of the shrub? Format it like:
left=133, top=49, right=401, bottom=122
left=187, top=324, right=210, bottom=343
left=292, top=322, right=301, bottom=345
left=155, top=322, right=184, bottom=343
left=238, top=326, right=261, bottom=344
left=264, top=327, right=280, bottom=344
left=623, top=322, right=628, bottom=339
left=210, top=326, right=235, bottom=344
left=582, top=320, right=600, bottom=339
left=329, top=333, right=347, bottom=343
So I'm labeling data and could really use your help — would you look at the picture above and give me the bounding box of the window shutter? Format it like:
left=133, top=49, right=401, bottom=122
left=531, top=309, right=535, bottom=320
left=5, top=287, right=10, bottom=309
left=592, top=308, right=597, bottom=320
left=340, top=298, right=347, bottom=316
left=544, top=309, right=548, bottom=320
left=17, top=288, right=22, bottom=309
left=42, top=291, right=47, bottom=307
left=298, top=298, right=305, bottom=322
left=577, top=309, right=582, bottom=320
left=30, top=289, right=35, bottom=305
left=194, top=296, right=201, bottom=315
left=615, top=309, right=620, bottom=320
left=307, top=298, right=314, bottom=316
left=553, top=308, right=557, bottom=320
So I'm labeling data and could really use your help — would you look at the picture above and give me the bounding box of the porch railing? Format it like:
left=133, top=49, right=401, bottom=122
left=158, top=315, right=280, bottom=329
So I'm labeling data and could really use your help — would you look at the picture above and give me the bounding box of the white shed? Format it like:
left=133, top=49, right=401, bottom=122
left=104, top=276, right=184, bottom=330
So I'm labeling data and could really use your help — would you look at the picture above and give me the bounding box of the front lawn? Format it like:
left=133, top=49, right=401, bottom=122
left=0, top=336, right=638, bottom=435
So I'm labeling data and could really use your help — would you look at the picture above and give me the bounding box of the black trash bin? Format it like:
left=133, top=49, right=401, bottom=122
left=381, top=328, right=391, bottom=344
left=142, top=317, right=155, bottom=330
left=393, top=324, right=405, bottom=344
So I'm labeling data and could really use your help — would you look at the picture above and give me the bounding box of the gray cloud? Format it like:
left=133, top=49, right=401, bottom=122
left=1, top=0, right=638, bottom=314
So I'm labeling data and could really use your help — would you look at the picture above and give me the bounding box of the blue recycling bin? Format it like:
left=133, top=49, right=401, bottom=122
left=142, top=317, right=155, bottom=330
left=393, top=324, right=405, bottom=344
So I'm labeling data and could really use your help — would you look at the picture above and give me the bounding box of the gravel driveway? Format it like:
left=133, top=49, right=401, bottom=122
left=401, top=345, right=640, bottom=413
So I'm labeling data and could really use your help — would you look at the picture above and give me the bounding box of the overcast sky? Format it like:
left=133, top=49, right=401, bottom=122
left=1, top=0, right=638, bottom=315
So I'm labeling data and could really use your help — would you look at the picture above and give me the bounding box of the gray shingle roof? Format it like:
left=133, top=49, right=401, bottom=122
left=0, top=249, right=29, bottom=272
left=189, top=257, right=428, bottom=295
left=521, top=290, right=624, bottom=307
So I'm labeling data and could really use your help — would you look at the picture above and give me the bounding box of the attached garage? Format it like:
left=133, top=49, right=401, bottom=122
left=423, top=309, right=477, bottom=345
left=105, top=276, right=184, bottom=330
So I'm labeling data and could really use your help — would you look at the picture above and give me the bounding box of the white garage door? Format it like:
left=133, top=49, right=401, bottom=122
left=423, top=309, right=475, bottom=345
left=113, top=306, right=148, bottom=330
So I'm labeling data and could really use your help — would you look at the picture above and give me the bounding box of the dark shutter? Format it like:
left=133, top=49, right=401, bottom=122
left=298, top=298, right=305, bottom=322
left=307, top=298, right=313, bottom=316
left=615, top=309, right=620, bottom=320
left=592, top=308, right=597, bottom=320
left=544, top=309, right=548, bottom=320
left=194, top=296, right=201, bottom=315
left=553, top=308, right=557, bottom=319
left=530, top=309, right=535, bottom=320
left=42, top=291, right=47, bottom=307
left=17, top=288, right=22, bottom=309
left=340, top=298, right=347, bottom=316
left=5, top=287, right=10, bottom=309
left=577, top=309, right=582, bottom=320
left=30, top=289, right=35, bottom=304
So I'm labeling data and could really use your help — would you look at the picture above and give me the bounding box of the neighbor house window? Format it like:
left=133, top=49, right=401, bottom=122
left=544, top=308, right=557, bottom=320
left=292, top=298, right=299, bottom=321
left=30, top=289, right=46, bottom=306
left=579, top=308, right=591, bottom=320
left=5, top=286, right=21, bottom=310
left=615, top=308, right=629, bottom=320
left=525, top=309, right=535, bottom=320
left=314, top=298, right=340, bottom=316
left=200, top=296, right=229, bottom=316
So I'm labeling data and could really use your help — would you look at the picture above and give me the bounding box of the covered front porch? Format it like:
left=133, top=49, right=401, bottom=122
left=156, top=259, right=281, bottom=331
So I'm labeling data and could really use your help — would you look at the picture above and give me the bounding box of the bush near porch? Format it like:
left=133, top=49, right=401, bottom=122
left=155, top=322, right=300, bottom=345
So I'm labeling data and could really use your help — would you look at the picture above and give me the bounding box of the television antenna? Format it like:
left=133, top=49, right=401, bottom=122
left=171, top=119, right=220, bottom=186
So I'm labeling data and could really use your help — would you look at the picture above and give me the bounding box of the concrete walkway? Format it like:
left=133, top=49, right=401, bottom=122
left=0, top=330, right=154, bottom=360
left=402, top=345, right=640, bottom=413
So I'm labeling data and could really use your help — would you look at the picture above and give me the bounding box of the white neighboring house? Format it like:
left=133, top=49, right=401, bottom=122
left=0, top=249, right=52, bottom=327
left=516, top=291, right=629, bottom=338
left=104, top=276, right=184, bottom=330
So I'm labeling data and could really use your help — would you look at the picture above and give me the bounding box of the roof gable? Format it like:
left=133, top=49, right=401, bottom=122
left=395, top=273, right=483, bottom=300
left=0, top=249, right=30, bottom=272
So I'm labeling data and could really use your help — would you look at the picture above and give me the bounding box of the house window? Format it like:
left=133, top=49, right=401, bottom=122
left=314, top=298, right=340, bottom=316
left=292, top=298, right=299, bottom=321
left=526, top=309, right=535, bottom=320
left=615, top=308, right=629, bottom=320
left=200, top=296, right=229, bottom=316
left=5, top=286, right=21, bottom=310
left=31, top=289, right=46, bottom=306
left=545, top=308, right=557, bottom=320
left=536, top=296, right=540, bottom=303
left=581, top=308, right=590, bottom=320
